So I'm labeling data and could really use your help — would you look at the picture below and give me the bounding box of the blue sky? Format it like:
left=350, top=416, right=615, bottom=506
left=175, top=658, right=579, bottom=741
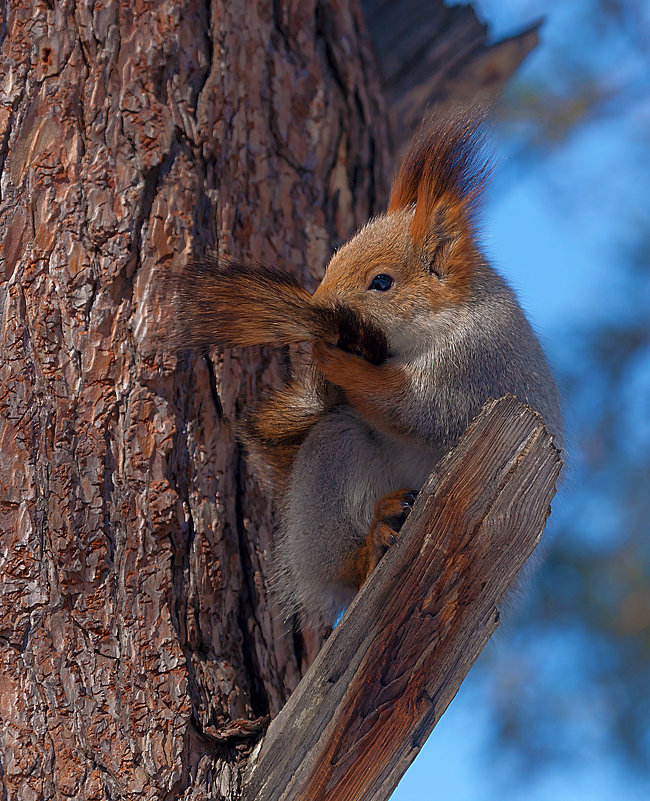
left=392, top=1, right=649, bottom=798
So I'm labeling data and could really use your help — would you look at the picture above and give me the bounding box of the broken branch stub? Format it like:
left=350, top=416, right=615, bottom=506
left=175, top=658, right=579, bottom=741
left=243, top=396, right=562, bottom=801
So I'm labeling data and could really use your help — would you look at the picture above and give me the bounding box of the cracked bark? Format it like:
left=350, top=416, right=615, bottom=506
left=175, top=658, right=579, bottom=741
left=0, top=1, right=536, bottom=799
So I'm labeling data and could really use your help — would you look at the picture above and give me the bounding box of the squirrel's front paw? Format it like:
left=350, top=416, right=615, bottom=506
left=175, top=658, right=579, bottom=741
left=312, top=340, right=362, bottom=381
left=367, top=488, right=418, bottom=569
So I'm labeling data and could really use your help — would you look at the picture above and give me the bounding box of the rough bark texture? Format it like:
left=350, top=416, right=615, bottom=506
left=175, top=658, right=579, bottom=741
left=0, top=2, right=389, bottom=798
left=0, top=2, right=537, bottom=799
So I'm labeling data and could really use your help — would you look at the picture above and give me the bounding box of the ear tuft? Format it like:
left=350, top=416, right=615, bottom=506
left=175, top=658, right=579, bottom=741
left=387, top=108, right=492, bottom=243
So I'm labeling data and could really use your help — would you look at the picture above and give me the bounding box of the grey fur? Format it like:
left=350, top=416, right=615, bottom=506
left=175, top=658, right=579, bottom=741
left=275, top=413, right=440, bottom=626
left=273, top=250, right=562, bottom=629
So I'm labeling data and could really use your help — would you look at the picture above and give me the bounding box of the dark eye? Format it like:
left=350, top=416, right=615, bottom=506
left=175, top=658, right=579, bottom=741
left=368, top=273, right=393, bottom=292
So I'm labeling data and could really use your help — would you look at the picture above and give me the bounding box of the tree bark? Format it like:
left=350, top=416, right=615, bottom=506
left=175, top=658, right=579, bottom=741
left=362, top=0, right=539, bottom=148
left=0, top=2, right=536, bottom=799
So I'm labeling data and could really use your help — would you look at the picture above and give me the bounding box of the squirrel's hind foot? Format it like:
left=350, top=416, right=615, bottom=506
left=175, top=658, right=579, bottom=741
left=336, top=488, right=419, bottom=594
left=367, top=488, right=419, bottom=565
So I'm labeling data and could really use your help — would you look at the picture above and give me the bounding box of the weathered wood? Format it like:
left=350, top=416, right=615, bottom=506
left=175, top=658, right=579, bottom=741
left=243, top=396, right=562, bottom=801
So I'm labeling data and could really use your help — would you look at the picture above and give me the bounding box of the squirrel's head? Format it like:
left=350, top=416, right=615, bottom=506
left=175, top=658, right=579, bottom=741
left=313, top=112, right=491, bottom=359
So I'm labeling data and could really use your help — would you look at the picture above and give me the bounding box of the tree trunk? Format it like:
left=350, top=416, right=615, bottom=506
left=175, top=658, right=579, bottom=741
left=0, top=2, right=536, bottom=799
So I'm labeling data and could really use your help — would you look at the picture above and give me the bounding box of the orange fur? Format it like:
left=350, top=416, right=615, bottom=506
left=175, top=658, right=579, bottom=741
left=311, top=341, right=411, bottom=439
left=239, top=373, right=341, bottom=497
left=339, top=488, right=416, bottom=590
left=388, top=110, right=491, bottom=230
left=338, top=545, right=372, bottom=591
left=385, top=109, right=491, bottom=307
left=166, top=258, right=389, bottom=365
left=166, top=260, right=317, bottom=351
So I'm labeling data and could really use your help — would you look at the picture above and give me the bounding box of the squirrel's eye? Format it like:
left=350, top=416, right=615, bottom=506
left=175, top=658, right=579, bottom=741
left=368, top=274, right=393, bottom=292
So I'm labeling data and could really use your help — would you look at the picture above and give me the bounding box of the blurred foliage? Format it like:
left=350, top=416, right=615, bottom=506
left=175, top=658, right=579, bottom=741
left=465, top=0, right=650, bottom=783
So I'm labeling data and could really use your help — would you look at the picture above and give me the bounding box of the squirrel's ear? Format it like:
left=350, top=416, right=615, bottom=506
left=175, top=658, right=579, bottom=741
left=388, top=109, right=491, bottom=246
left=416, top=204, right=463, bottom=279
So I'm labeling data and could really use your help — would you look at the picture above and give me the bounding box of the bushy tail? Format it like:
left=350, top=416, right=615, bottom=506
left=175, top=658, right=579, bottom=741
left=165, top=259, right=328, bottom=351
left=164, top=257, right=388, bottom=363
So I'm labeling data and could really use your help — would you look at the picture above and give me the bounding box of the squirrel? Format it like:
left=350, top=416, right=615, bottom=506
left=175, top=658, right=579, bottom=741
left=168, top=111, right=563, bottom=629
